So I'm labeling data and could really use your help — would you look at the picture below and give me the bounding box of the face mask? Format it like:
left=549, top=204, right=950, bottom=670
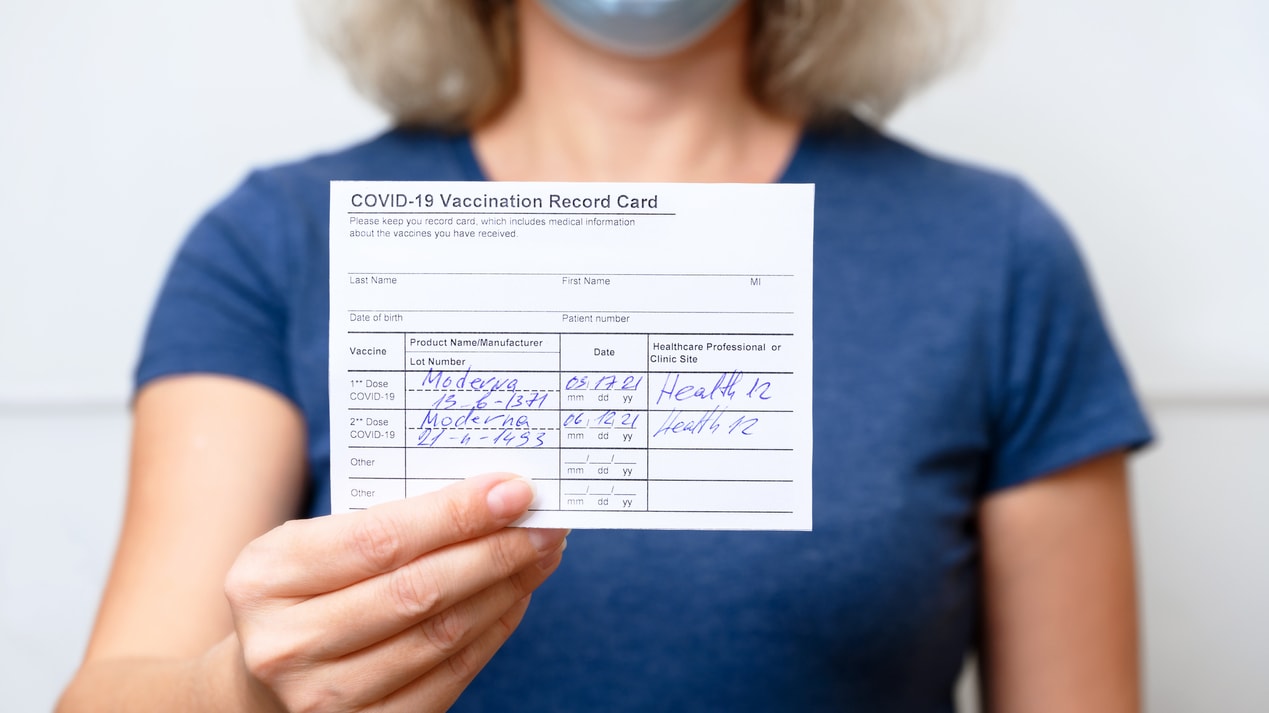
left=536, top=0, right=744, bottom=58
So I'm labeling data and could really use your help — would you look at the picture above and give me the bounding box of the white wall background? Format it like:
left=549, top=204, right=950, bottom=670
left=1, top=1, right=1266, bottom=711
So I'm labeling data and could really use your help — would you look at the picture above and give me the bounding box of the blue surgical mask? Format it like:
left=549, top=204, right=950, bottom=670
left=537, top=0, right=744, bottom=58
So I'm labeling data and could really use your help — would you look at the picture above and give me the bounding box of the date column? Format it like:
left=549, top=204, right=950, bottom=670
left=558, top=334, right=649, bottom=512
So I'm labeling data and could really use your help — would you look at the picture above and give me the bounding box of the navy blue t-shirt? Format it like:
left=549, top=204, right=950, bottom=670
left=137, top=121, right=1151, bottom=712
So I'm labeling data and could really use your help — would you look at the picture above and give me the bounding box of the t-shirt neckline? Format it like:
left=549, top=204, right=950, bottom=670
left=447, top=128, right=814, bottom=185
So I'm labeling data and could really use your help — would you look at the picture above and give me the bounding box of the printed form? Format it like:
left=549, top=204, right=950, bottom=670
left=329, top=181, right=814, bottom=530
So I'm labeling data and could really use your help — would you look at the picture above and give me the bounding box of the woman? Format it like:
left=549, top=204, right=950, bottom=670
left=60, top=1, right=1151, bottom=711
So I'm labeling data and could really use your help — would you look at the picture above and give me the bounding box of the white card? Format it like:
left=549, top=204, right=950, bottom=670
left=329, top=181, right=814, bottom=530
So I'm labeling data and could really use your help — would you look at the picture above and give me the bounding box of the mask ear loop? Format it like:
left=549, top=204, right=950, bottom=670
left=468, top=0, right=521, bottom=127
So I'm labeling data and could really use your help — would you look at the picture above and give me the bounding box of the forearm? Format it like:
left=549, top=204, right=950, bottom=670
left=58, top=635, right=271, bottom=713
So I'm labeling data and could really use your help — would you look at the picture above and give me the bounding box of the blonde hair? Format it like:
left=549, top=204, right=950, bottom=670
left=301, top=0, right=986, bottom=128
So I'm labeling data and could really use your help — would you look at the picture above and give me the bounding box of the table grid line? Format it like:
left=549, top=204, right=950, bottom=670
left=344, top=331, right=796, bottom=513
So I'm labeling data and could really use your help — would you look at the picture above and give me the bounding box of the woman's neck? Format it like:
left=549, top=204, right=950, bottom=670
left=472, top=0, right=800, bottom=183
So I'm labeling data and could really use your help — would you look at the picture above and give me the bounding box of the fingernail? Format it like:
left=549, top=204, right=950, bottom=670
left=486, top=478, right=535, bottom=520
left=536, top=536, right=568, bottom=569
left=527, top=528, right=569, bottom=555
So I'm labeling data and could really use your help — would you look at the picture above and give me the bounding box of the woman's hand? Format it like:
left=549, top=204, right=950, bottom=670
left=59, top=379, right=564, bottom=713
left=224, top=473, right=567, bottom=713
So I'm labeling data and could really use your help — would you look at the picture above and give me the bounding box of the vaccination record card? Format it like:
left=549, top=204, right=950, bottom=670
left=329, top=181, right=814, bottom=530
